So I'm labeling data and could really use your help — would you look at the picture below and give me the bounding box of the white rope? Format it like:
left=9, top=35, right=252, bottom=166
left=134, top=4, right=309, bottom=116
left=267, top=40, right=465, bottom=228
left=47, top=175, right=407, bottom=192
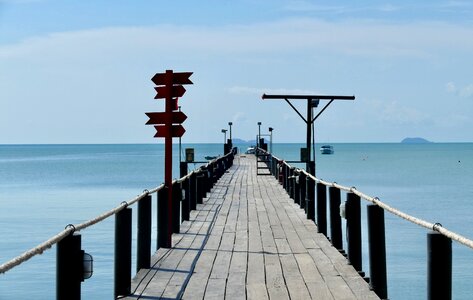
left=295, top=169, right=473, bottom=250
left=0, top=186, right=163, bottom=275
left=0, top=151, right=237, bottom=275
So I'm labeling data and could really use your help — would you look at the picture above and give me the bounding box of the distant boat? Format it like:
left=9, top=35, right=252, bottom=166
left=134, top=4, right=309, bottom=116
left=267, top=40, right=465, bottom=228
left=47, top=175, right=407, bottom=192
left=320, top=145, right=334, bottom=155
left=205, top=156, right=218, bottom=160
left=245, top=147, right=256, bottom=154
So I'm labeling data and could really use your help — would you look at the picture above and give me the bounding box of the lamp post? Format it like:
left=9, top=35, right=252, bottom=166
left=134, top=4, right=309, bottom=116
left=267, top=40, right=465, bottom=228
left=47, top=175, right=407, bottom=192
left=228, top=122, right=233, bottom=140
left=268, top=127, right=273, bottom=154
left=221, top=129, right=227, bottom=144
left=257, top=122, right=262, bottom=148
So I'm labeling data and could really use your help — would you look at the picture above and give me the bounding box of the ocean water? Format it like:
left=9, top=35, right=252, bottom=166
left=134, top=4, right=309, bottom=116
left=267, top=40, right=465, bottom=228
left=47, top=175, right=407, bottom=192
left=1, top=143, right=472, bottom=299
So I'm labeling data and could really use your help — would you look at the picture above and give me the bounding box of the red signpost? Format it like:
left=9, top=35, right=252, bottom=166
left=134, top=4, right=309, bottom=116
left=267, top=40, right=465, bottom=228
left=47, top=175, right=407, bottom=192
left=146, top=69, right=193, bottom=248
left=145, top=111, right=188, bottom=125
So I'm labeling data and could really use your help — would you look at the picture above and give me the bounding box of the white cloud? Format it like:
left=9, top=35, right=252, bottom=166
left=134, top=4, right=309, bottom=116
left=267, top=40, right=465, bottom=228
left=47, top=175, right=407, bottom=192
left=380, top=100, right=429, bottom=125
left=459, top=84, right=473, bottom=98
left=1, top=19, right=473, bottom=63
left=445, top=82, right=473, bottom=98
left=446, top=82, right=457, bottom=93
left=227, top=86, right=317, bottom=96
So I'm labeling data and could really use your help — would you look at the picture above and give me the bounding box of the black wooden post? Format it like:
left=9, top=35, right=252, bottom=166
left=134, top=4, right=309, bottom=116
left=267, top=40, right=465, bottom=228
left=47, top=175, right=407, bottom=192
left=205, top=167, right=211, bottom=194
left=316, top=182, right=327, bottom=236
left=190, top=172, right=197, bottom=210
left=114, top=207, right=132, bottom=298
left=57, top=233, right=82, bottom=300
left=427, top=231, right=452, bottom=300
left=196, top=173, right=204, bottom=204
left=346, top=192, right=362, bottom=273
left=182, top=178, right=190, bottom=221
left=299, top=173, right=306, bottom=210
left=282, top=164, right=287, bottom=190
left=367, top=204, right=388, bottom=299
left=294, top=172, right=300, bottom=205
left=157, top=187, right=170, bottom=249
left=290, top=168, right=295, bottom=199
left=306, top=177, right=315, bottom=221
left=172, top=181, right=182, bottom=233
left=329, top=186, right=343, bottom=251
left=180, top=161, right=188, bottom=178
left=137, top=195, right=151, bottom=272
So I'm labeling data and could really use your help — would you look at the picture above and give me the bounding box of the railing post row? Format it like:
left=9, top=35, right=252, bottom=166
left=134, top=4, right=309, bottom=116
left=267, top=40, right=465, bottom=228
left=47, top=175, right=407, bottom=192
left=367, top=204, right=388, bottom=299
left=137, top=195, right=151, bottom=272
left=114, top=207, right=132, bottom=299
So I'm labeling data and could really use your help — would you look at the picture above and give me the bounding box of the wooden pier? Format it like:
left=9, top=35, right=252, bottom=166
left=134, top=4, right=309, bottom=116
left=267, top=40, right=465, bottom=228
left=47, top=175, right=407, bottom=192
left=125, top=155, right=378, bottom=300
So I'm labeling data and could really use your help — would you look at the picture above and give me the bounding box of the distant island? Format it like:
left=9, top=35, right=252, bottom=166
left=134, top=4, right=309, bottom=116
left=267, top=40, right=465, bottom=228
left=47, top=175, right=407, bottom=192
left=401, top=137, right=432, bottom=144
left=232, top=138, right=268, bottom=144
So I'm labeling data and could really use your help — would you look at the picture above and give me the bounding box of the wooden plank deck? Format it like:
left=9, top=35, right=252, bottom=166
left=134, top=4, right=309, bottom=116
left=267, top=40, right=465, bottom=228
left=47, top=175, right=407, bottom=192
left=125, top=155, right=379, bottom=300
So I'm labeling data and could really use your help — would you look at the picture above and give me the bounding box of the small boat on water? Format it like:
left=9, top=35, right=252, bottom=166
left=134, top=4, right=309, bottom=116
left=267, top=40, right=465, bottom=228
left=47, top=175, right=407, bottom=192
left=320, top=145, right=334, bottom=154
left=245, top=147, right=256, bottom=154
left=205, top=156, right=218, bottom=160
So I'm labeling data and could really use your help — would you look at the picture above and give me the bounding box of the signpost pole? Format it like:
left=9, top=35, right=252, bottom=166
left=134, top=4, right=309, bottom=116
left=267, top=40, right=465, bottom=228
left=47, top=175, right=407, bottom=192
left=164, top=70, right=173, bottom=248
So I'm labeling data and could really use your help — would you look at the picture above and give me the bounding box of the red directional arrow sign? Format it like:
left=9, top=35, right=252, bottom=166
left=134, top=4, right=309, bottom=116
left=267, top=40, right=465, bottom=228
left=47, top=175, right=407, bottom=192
left=154, top=125, right=186, bottom=138
left=151, top=71, right=193, bottom=86
left=154, top=85, right=186, bottom=99
left=145, top=111, right=187, bottom=125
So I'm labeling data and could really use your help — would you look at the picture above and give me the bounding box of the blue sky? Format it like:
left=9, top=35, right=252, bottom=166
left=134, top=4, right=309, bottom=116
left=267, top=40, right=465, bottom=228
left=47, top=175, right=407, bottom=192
left=1, top=0, right=472, bottom=143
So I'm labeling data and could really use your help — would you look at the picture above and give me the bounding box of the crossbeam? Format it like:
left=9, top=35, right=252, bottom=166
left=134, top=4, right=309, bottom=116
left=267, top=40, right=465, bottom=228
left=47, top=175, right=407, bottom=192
left=262, top=94, right=355, bottom=100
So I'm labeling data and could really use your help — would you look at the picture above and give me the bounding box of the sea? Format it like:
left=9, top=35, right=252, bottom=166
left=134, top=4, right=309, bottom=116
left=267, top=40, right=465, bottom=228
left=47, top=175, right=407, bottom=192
left=1, top=143, right=472, bottom=299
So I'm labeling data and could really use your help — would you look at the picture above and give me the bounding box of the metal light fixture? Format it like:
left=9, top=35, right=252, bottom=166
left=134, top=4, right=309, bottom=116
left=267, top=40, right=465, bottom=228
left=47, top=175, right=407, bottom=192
left=228, top=122, right=233, bottom=140
left=221, top=129, right=227, bottom=143
left=82, top=252, right=93, bottom=280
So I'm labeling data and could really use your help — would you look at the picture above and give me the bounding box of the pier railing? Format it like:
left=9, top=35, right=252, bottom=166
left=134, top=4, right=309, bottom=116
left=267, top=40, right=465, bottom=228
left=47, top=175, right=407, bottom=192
left=258, top=148, right=472, bottom=300
left=0, top=148, right=236, bottom=300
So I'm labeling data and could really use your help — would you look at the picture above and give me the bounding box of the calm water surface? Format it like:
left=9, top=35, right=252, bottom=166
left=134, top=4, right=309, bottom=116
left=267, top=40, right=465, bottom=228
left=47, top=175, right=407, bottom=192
left=1, top=143, right=472, bottom=299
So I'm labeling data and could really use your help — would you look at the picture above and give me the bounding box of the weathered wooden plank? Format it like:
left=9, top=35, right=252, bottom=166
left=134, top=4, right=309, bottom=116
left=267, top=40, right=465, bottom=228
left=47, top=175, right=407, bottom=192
left=279, top=253, right=312, bottom=299
left=264, top=253, right=290, bottom=299
left=210, top=250, right=232, bottom=279
left=181, top=249, right=217, bottom=299
left=205, top=278, right=227, bottom=299
left=246, top=252, right=269, bottom=300
left=226, top=272, right=246, bottom=299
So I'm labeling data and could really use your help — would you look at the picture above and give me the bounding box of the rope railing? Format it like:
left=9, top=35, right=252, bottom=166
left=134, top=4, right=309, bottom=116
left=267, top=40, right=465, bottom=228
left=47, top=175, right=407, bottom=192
left=297, top=165, right=473, bottom=250
left=0, top=185, right=161, bottom=275
left=0, top=149, right=237, bottom=276
left=261, top=149, right=473, bottom=250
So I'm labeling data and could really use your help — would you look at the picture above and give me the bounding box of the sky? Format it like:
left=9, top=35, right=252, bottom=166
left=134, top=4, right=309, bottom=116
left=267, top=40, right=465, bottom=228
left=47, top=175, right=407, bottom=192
left=1, top=0, right=472, bottom=143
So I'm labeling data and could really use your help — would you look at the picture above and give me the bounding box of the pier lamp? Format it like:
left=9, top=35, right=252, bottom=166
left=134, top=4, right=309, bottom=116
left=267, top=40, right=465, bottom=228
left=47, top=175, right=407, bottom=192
left=228, top=122, right=233, bottom=140
left=221, top=129, right=227, bottom=143
left=257, top=122, right=262, bottom=148
left=268, top=127, right=273, bottom=154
